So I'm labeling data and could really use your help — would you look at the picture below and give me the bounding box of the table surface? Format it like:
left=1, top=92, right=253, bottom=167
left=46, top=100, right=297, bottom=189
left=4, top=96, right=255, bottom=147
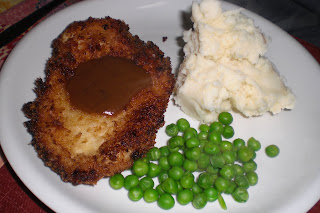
left=0, top=0, right=319, bottom=212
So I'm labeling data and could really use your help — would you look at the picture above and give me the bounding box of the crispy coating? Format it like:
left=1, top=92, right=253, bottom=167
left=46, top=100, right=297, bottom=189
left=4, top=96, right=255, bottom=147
left=22, top=17, right=175, bottom=185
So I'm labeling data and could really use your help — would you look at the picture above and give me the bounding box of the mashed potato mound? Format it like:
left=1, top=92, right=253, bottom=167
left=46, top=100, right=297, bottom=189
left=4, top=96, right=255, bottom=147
left=174, top=0, right=295, bottom=123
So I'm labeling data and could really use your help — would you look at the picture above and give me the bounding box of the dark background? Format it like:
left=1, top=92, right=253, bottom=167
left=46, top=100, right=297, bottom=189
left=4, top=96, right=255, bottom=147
left=225, top=0, right=320, bottom=47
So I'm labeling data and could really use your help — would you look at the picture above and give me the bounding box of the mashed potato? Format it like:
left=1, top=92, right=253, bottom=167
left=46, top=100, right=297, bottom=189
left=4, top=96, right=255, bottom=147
left=174, top=0, right=295, bottom=123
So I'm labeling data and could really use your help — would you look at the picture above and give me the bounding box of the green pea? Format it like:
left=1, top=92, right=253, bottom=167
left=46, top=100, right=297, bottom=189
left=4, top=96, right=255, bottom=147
left=233, top=138, right=245, bottom=149
left=247, top=137, right=261, bottom=151
left=183, top=128, right=197, bottom=140
left=168, top=166, right=184, bottom=181
left=210, top=155, right=225, bottom=168
left=191, top=183, right=203, bottom=195
left=192, top=193, right=208, bottom=209
left=158, top=193, right=175, bottom=210
left=161, top=177, right=178, bottom=194
left=214, top=177, right=230, bottom=192
left=234, top=175, right=250, bottom=189
left=220, top=141, right=233, bottom=152
left=177, top=118, right=190, bottom=132
left=209, top=121, right=224, bottom=133
left=139, top=176, right=154, bottom=191
left=222, top=150, right=236, bottom=164
left=158, top=156, right=170, bottom=171
left=147, top=162, right=161, bottom=178
left=180, top=173, right=195, bottom=189
left=225, top=181, right=237, bottom=194
left=183, top=159, right=198, bottom=172
left=204, top=142, right=220, bottom=155
left=198, top=153, right=211, bottom=169
left=185, top=137, right=200, bottom=148
left=246, top=171, right=258, bottom=186
left=232, top=164, right=245, bottom=176
left=124, top=175, right=139, bottom=190
left=237, top=146, right=254, bottom=163
left=199, top=139, right=208, bottom=151
left=199, top=124, right=210, bottom=132
left=109, top=173, right=124, bottom=190
left=198, top=131, right=209, bottom=140
left=139, top=177, right=154, bottom=191
left=176, top=180, right=183, bottom=192
left=168, top=151, right=184, bottom=167
left=265, top=144, right=280, bottom=158
left=218, top=112, right=233, bottom=125
left=243, top=160, right=257, bottom=173
left=219, top=165, right=235, bottom=180
left=208, top=131, right=222, bottom=144
left=168, top=136, right=184, bottom=149
left=177, top=189, right=193, bottom=205
left=159, top=146, right=170, bottom=157
left=128, top=187, right=144, bottom=201
left=165, top=123, right=179, bottom=136
left=232, top=187, right=249, bottom=203
left=185, top=147, right=201, bottom=161
left=143, top=188, right=159, bottom=203
left=197, top=172, right=215, bottom=189
left=204, top=187, right=218, bottom=202
left=206, top=166, right=219, bottom=174
left=132, top=159, right=149, bottom=177
left=222, top=125, right=234, bottom=139
left=158, top=171, right=169, bottom=183
left=156, top=184, right=165, bottom=195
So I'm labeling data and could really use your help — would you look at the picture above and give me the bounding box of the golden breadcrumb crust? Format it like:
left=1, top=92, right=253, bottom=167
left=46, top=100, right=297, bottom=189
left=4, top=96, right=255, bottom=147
left=23, top=17, right=175, bottom=185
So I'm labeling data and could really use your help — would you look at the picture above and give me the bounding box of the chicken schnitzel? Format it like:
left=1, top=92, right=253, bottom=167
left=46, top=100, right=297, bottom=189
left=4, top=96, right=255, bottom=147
left=23, top=17, right=175, bottom=185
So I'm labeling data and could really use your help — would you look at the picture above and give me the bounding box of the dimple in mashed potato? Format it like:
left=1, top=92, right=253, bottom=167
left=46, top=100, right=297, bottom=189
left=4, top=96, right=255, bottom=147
left=174, top=0, right=295, bottom=124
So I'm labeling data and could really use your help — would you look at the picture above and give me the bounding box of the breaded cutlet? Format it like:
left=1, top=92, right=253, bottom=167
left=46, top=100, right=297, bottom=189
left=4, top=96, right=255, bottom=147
left=22, top=17, right=175, bottom=185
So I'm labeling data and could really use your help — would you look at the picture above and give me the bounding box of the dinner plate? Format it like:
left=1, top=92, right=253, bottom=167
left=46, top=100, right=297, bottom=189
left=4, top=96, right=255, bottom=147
left=0, top=0, right=320, bottom=212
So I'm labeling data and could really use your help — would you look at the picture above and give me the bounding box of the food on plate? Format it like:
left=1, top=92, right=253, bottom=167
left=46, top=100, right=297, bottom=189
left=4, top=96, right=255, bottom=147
left=22, top=17, right=175, bottom=185
left=110, top=112, right=266, bottom=210
left=174, top=0, right=296, bottom=123
left=265, top=144, right=280, bottom=158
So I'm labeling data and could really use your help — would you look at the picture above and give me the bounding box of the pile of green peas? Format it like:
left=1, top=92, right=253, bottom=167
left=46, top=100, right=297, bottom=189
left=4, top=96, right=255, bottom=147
left=109, top=112, right=280, bottom=210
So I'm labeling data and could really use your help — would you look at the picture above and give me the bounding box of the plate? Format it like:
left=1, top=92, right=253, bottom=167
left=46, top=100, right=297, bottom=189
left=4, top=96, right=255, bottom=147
left=0, top=0, right=320, bottom=212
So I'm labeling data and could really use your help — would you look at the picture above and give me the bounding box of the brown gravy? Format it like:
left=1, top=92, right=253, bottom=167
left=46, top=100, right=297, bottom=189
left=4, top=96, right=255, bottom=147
left=66, top=56, right=152, bottom=115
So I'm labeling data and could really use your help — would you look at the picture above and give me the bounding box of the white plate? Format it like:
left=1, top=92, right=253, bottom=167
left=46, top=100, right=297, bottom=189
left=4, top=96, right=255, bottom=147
left=1, top=0, right=320, bottom=212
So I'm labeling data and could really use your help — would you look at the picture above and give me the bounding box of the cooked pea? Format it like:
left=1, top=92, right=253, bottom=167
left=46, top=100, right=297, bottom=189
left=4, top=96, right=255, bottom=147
left=222, top=150, right=236, bottom=164
left=199, top=124, right=210, bottom=132
left=265, top=144, right=280, bottom=157
left=208, top=131, right=222, bottom=144
left=185, top=147, right=201, bottom=161
left=180, top=173, right=195, bottom=189
left=159, top=146, right=170, bottom=157
left=220, top=141, right=233, bottom=152
left=214, top=177, right=230, bottom=192
left=234, top=175, right=250, bottom=189
left=219, top=165, right=235, bottom=180
left=246, top=171, right=258, bottom=186
left=132, top=159, right=149, bottom=177
left=161, top=177, right=178, bottom=194
left=139, top=176, right=154, bottom=191
left=147, top=162, right=161, bottom=178
left=197, top=172, right=215, bottom=189
left=185, top=137, right=200, bottom=148
left=247, top=137, right=261, bottom=151
left=237, top=146, right=254, bottom=163
left=233, top=138, right=245, bottom=149
left=218, top=193, right=227, bottom=210
left=109, top=173, right=124, bottom=190
left=192, top=193, right=208, bottom=209
left=165, top=123, right=179, bottom=136
left=158, top=193, right=175, bottom=210
left=176, top=118, right=190, bottom=132
left=168, top=151, right=184, bottom=167
left=124, top=175, right=139, bottom=190
left=204, top=187, right=218, bottom=202
left=209, top=121, right=224, bottom=133
left=143, top=188, right=159, bottom=203
left=222, top=125, right=235, bottom=139
left=218, top=112, right=233, bottom=125
left=183, top=127, right=197, bottom=140
left=158, top=156, right=170, bottom=171
left=210, top=155, right=225, bottom=168
left=243, top=160, right=257, bottom=173
left=183, top=159, right=198, bottom=172
left=168, top=166, right=184, bottom=180
left=204, top=142, right=220, bottom=155
left=128, top=187, right=144, bottom=201
left=232, top=187, right=249, bottom=203
left=168, top=136, right=184, bottom=149
left=177, top=189, right=193, bottom=205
